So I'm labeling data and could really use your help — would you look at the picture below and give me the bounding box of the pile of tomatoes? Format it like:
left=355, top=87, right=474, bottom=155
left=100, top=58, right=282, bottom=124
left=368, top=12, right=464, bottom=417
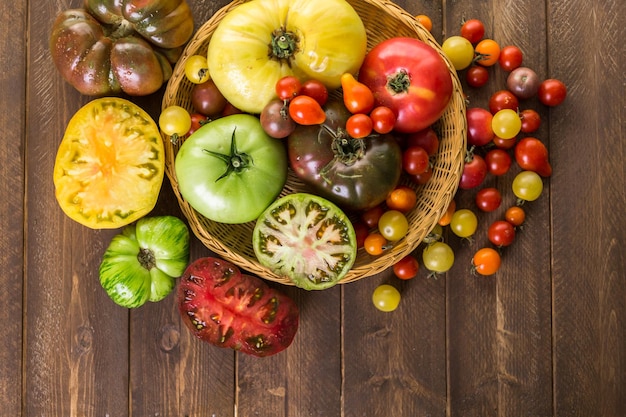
left=371, top=17, right=568, bottom=312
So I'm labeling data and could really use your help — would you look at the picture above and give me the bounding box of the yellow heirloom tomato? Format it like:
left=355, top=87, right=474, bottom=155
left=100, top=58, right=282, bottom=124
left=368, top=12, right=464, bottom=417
left=207, top=0, right=367, bottom=114
left=53, top=98, right=164, bottom=229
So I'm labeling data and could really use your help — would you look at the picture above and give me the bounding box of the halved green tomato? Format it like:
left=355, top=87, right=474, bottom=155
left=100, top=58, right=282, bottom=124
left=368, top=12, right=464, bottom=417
left=53, top=98, right=165, bottom=229
left=253, top=193, right=357, bottom=290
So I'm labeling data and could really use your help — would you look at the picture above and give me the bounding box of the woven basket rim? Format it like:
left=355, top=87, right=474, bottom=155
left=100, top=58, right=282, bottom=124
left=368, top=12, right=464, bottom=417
left=162, top=0, right=467, bottom=287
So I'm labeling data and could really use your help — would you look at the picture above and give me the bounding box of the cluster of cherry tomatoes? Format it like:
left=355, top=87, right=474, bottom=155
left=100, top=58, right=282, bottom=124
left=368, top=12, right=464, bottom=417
left=372, top=16, right=568, bottom=313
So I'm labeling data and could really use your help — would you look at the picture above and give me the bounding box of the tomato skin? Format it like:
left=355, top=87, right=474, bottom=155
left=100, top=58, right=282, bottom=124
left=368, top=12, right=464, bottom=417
left=515, top=137, right=552, bottom=177
left=507, top=67, right=540, bottom=100
left=442, top=36, right=475, bottom=70
left=475, top=187, right=502, bottom=212
left=485, top=148, right=512, bottom=176
left=450, top=208, right=478, bottom=238
left=370, top=106, right=396, bottom=134
left=177, top=257, right=299, bottom=357
left=472, top=248, right=501, bottom=276
left=359, top=37, right=453, bottom=133
left=416, top=14, right=433, bottom=32
left=466, top=65, right=489, bottom=88
left=176, top=114, right=288, bottom=224
left=474, top=39, right=500, bottom=67
left=489, top=90, right=520, bottom=115
left=288, top=100, right=402, bottom=211
left=393, top=255, right=419, bottom=280
left=276, top=75, right=302, bottom=101
left=372, top=284, right=401, bottom=312
left=466, top=107, right=495, bottom=146
left=538, top=79, right=567, bottom=106
left=460, top=19, right=485, bottom=44
left=99, top=216, right=190, bottom=308
left=488, top=220, right=516, bottom=247
left=512, top=171, right=544, bottom=202
left=300, top=79, right=329, bottom=106
left=346, top=113, right=373, bottom=139
left=422, top=241, right=455, bottom=273
left=260, top=99, right=296, bottom=139
left=404, top=127, right=440, bottom=156
left=207, top=0, right=367, bottom=113
left=188, top=113, right=209, bottom=136
left=402, top=146, right=430, bottom=175
left=341, top=73, right=375, bottom=114
left=505, top=206, right=526, bottom=226
left=184, top=55, right=210, bottom=84
left=289, top=95, right=326, bottom=125
left=386, top=186, right=418, bottom=212
left=191, top=79, right=228, bottom=117
left=459, top=153, right=487, bottom=190
left=50, top=4, right=193, bottom=96
left=519, top=109, right=541, bottom=133
left=364, top=233, right=388, bottom=256
left=498, top=45, right=523, bottom=72
left=378, top=210, right=409, bottom=241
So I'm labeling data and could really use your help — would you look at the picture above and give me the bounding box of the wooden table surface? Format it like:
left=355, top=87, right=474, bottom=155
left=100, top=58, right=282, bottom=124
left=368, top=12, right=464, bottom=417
left=2, top=0, right=625, bottom=415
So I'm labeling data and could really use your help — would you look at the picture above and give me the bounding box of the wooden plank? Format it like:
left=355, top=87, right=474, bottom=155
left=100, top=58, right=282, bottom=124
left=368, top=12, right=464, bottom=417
left=23, top=1, right=129, bottom=415
left=548, top=0, right=626, bottom=415
left=443, top=0, right=554, bottom=415
left=0, top=0, right=27, bottom=415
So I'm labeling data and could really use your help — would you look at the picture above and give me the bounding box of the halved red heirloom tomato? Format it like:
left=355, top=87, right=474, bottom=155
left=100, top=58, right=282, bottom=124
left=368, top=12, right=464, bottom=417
left=177, top=257, right=299, bottom=357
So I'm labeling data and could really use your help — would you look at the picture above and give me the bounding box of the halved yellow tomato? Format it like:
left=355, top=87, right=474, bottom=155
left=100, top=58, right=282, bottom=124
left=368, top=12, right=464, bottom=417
left=207, top=0, right=367, bottom=114
left=53, top=98, right=164, bottom=229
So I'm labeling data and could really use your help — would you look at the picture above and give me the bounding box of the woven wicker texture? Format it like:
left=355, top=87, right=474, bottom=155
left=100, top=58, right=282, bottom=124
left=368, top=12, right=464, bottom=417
left=162, top=0, right=466, bottom=285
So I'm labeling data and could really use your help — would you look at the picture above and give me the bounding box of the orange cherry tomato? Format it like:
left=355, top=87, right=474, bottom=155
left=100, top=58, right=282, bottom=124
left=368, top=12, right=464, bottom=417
left=438, top=199, right=456, bottom=226
left=415, top=14, right=433, bottom=32
left=386, top=186, right=418, bottom=213
left=505, top=206, right=526, bottom=227
left=340, top=72, right=374, bottom=114
left=472, top=247, right=501, bottom=276
left=474, top=39, right=501, bottom=67
left=364, top=233, right=388, bottom=256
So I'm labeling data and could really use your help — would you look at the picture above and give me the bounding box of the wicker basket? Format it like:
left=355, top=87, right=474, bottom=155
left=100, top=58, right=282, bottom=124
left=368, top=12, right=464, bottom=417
left=162, top=0, right=466, bottom=286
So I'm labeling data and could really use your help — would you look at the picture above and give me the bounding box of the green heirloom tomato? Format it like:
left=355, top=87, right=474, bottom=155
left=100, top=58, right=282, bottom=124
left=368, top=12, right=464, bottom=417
left=253, top=193, right=357, bottom=290
left=99, top=216, right=190, bottom=308
left=50, top=0, right=194, bottom=96
left=207, top=0, right=367, bottom=114
left=175, top=114, right=288, bottom=224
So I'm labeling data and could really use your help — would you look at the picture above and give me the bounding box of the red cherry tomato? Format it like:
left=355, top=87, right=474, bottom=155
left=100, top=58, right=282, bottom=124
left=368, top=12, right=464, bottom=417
left=288, top=95, right=326, bottom=125
left=489, top=90, right=519, bottom=114
left=299, top=79, right=328, bottom=106
left=466, top=65, right=489, bottom=88
left=466, top=107, right=494, bottom=147
left=485, top=148, right=512, bottom=176
left=346, top=113, right=373, bottom=139
left=352, top=220, right=369, bottom=249
left=488, top=220, right=516, bottom=247
left=459, top=153, right=487, bottom=190
left=520, top=108, right=542, bottom=133
left=498, top=45, right=523, bottom=72
left=514, top=137, right=552, bottom=177
left=361, top=205, right=385, bottom=229
left=402, top=146, right=430, bottom=175
left=475, top=187, right=502, bottom=212
left=393, top=255, right=419, bottom=280
left=370, top=106, right=396, bottom=134
left=538, top=78, right=567, bottom=106
left=493, top=136, right=517, bottom=150
left=411, top=168, right=433, bottom=185
left=275, top=75, right=302, bottom=101
left=404, top=127, right=440, bottom=156
left=460, top=19, right=485, bottom=44
left=188, top=113, right=209, bottom=136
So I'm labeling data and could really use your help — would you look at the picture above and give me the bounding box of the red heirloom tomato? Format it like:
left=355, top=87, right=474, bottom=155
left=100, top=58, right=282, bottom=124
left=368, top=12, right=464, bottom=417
left=177, top=257, right=299, bottom=357
left=50, top=1, right=194, bottom=96
left=288, top=100, right=402, bottom=211
left=358, top=37, right=453, bottom=133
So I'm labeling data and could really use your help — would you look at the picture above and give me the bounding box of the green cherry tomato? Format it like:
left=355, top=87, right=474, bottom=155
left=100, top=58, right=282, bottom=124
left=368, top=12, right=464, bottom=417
left=378, top=210, right=409, bottom=241
left=512, top=170, right=544, bottom=201
left=99, top=216, right=190, bottom=308
left=450, top=208, right=478, bottom=238
left=372, top=284, right=401, bottom=312
left=422, top=241, right=455, bottom=273
left=441, top=36, right=475, bottom=70
left=491, top=109, right=522, bottom=140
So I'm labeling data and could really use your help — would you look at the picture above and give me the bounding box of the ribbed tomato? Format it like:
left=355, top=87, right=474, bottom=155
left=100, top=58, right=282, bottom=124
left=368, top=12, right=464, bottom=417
left=53, top=98, right=164, bottom=229
left=177, top=257, right=299, bottom=357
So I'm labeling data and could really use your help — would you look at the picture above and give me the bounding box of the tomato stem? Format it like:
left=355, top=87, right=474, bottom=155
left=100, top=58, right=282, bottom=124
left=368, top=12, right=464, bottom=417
left=203, top=128, right=252, bottom=181
left=137, top=248, right=156, bottom=270
left=270, top=28, right=298, bottom=60
left=386, top=70, right=411, bottom=94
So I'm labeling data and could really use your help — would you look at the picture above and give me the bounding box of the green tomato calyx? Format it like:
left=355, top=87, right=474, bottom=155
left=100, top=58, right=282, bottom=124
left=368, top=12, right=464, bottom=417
left=270, top=28, right=298, bottom=60
left=387, top=69, right=411, bottom=94
left=138, top=247, right=156, bottom=270
left=321, top=125, right=366, bottom=167
left=203, top=129, right=253, bottom=181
